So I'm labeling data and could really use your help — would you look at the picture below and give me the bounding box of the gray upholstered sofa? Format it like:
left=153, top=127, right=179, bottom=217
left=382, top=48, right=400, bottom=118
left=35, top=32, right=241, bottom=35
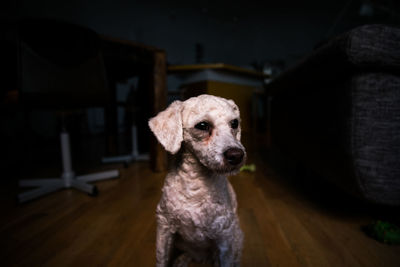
left=267, top=24, right=400, bottom=206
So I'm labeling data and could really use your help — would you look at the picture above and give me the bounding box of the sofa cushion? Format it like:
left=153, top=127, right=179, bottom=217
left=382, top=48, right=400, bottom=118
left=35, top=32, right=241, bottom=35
left=351, top=72, right=400, bottom=205
left=347, top=24, right=400, bottom=69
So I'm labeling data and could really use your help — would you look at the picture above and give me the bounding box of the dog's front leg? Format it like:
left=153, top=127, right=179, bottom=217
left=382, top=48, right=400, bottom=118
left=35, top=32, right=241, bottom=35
left=218, top=241, right=236, bottom=267
left=218, top=227, right=243, bottom=267
left=156, top=217, right=174, bottom=267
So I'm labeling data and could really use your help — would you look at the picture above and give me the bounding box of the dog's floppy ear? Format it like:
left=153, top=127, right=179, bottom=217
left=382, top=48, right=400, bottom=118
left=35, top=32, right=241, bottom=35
left=148, top=100, right=183, bottom=154
left=227, top=99, right=242, bottom=141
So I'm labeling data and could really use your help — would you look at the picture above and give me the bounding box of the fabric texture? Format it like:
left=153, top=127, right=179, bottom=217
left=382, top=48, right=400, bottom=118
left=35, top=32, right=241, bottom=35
left=351, top=73, right=400, bottom=205
left=268, top=24, right=400, bottom=205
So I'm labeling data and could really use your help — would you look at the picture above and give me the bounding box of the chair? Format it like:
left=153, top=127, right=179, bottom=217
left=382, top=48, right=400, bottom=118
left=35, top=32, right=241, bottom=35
left=17, top=18, right=119, bottom=203
left=101, top=85, right=149, bottom=166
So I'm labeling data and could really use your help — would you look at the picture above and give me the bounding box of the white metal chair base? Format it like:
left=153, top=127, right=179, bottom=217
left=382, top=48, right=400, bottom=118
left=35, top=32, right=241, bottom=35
left=18, top=131, right=119, bottom=203
left=102, top=153, right=149, bottom=165
left=102, top=125, right=149, bottom=166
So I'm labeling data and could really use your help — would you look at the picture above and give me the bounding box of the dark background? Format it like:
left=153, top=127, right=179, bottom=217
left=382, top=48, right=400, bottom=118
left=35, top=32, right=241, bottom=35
left=2, top=0, right=399, bottom=68
left=1, top=0, right=399, bottom=178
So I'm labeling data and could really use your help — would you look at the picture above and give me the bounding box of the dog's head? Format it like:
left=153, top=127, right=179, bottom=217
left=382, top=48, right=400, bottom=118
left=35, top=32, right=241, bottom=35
left=149, top=94, right=246, bottom=174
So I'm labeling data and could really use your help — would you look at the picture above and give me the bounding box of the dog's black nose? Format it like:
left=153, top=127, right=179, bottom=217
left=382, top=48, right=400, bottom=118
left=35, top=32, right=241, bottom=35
left=224, top=148, right=244, bottom=166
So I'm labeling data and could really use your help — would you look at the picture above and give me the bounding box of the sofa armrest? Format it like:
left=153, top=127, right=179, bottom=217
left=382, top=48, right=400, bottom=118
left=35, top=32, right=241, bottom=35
left=268, top=24, right=400, bottom=97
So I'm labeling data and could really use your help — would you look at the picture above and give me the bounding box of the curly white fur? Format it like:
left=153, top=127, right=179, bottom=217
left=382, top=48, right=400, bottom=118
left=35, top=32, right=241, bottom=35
left=149, top=95, right=245, bottom=267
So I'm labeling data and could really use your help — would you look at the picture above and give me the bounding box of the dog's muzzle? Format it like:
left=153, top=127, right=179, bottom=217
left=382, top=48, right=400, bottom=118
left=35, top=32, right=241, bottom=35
left=224, top=147, right=244, bottom=166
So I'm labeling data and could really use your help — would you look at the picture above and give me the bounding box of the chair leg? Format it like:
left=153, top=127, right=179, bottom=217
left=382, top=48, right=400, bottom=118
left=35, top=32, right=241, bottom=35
left=101, top=124, right=149, bottom=165
left=71, top=180, right=97, bottom=195
left=18, top=181, right=64, bottom=203
left=76, top=169, right=119, bottom=183
left=18, top=130, right=119, bottom=203
left=102, top=154, right=133, bottom=164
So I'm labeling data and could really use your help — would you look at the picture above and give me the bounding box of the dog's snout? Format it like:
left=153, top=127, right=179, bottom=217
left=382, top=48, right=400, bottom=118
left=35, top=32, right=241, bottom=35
left=224, top=148, right=244, bottom=166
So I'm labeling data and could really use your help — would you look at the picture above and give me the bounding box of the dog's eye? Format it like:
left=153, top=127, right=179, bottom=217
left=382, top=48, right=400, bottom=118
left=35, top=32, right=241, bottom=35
left=195, top=121, right=210, bottom=131
left=230, top=119, right=239, bottom=129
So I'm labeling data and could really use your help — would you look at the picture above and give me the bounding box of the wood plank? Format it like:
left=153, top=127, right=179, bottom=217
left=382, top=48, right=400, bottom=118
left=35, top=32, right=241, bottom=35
left=2, top=157, right=400, bottom=267
left=239, top=208, right=271, bottom=266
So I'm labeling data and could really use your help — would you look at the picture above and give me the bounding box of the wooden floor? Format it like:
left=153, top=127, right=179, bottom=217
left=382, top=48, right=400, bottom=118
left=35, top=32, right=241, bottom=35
left=1, top=152, right=400, bottom=266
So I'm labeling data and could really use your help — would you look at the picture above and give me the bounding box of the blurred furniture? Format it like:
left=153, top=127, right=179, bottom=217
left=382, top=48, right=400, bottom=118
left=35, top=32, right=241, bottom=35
left=267, top=24, right=400, bottom=205
left=101, top=95, right=150, bottom=166
left=17, top=19, right=119, bottom=203
left=168, top=63, right=268, bottom=133
left=100, top=36, right=167, bottom=172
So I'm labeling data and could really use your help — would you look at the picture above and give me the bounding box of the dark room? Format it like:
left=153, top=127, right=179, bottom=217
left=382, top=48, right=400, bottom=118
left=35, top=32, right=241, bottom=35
left=1, top=0, right=400, bottom=266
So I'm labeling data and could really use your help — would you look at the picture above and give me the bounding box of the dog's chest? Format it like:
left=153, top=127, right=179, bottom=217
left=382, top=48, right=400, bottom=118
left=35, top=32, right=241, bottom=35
left=169, top=188, right=236, bottom=242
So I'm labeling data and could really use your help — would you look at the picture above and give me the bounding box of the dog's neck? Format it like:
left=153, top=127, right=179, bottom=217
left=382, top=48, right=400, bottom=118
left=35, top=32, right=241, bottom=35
left=173, top=147, right=227, bottom=188
left=172, top=148, right=229, bottom=203
left=176, top=148, right=217, bottom=177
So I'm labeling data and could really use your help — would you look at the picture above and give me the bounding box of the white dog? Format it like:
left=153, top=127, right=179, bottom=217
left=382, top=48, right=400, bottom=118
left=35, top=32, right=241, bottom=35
left=149, top=95, right=245, bottom=267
